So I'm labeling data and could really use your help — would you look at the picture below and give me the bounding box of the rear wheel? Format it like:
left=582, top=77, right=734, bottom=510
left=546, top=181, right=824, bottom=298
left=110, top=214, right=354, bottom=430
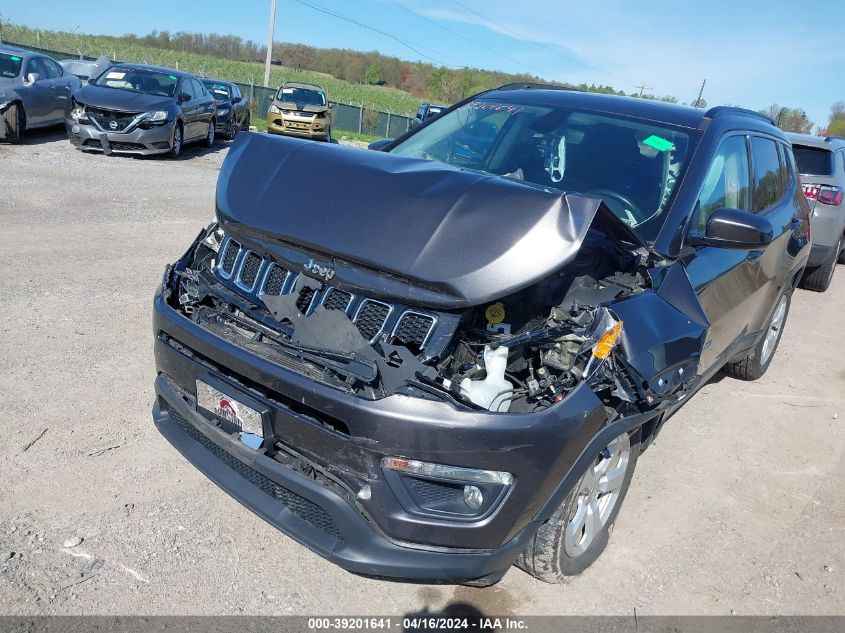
left=168, top=123, right=183, bottom=159
left=800, top=237, right=841, bottom=292
left=724, top=291, right=790, bottom=381
left=516, top=427, right=641, bottom=583
left=202, top=119, right=216, bottom=147
left=2, top=103, right=23, bottom=144
left=838, top=238, right=845, bottom=265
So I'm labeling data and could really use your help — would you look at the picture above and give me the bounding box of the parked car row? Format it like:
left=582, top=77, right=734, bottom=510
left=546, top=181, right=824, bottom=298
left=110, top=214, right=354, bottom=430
left=152, top=84, right=843, bottom=589
left=1, top=44, right=252, bottom=156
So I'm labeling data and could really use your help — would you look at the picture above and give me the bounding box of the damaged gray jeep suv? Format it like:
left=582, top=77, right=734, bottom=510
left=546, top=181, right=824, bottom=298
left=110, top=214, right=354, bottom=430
left=152, top=86, right=810, bottom=585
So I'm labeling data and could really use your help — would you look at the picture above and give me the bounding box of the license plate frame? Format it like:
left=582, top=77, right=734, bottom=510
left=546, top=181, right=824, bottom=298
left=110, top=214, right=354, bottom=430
left=196, top=378, right=268, bottom=449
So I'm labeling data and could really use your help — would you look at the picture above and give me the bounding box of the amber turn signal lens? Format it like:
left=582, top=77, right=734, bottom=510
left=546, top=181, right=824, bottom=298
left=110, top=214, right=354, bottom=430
left=593, top=321, right=623, bottom=360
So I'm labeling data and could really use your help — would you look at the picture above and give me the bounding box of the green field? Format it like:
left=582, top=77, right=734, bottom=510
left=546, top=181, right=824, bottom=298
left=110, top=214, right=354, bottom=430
left=3, top=24, right=425, bottom=116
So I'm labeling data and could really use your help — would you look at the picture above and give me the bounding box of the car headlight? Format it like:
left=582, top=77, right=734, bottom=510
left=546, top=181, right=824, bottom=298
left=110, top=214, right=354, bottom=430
left=269, top=104, right=281, bottom=115
left=70, top=105, right=86, bottom=120
left=216, top=108, right=230, bottom=117
left=146, top=110, right=168, bottom=122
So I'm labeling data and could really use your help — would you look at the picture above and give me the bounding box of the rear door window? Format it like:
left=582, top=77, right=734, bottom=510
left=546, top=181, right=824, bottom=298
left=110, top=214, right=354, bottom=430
left=694, top=135, right=751, bottom=231
left=792, top=145, right=833, bottom=176
left=750, top=137, right=783, bottom=213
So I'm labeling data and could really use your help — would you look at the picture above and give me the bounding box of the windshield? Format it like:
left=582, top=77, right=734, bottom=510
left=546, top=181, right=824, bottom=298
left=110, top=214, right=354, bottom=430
left=792, top=145, right=833, bottom=176
left=203, top=80, right=231, bottom=100
left=0, top=53, right=23, bottom=79
left=391, top=99, right=697, bottom=241
left=276, top=86, right=326, bottom=106
left=92, top=67, right=178, bottom=97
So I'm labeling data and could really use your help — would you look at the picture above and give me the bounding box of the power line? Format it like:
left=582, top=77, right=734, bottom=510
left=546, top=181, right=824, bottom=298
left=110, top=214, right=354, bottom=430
left=438, top=0, right=643, bottom=88
left=292, top=0, right=464, bottom=68
left=384, top=0, right=545, bottom=77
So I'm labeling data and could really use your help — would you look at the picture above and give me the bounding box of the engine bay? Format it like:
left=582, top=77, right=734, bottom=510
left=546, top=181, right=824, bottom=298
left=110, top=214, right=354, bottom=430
left=164, top=223, right=676, bottom=417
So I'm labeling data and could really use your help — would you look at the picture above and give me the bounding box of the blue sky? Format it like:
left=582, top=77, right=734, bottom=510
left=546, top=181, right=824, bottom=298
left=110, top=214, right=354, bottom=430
left=2, top=0, right=842, bottom=128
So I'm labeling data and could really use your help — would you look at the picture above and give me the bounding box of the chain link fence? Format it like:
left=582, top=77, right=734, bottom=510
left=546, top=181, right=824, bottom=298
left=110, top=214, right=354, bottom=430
left=6, top=41, right=414, bottom=138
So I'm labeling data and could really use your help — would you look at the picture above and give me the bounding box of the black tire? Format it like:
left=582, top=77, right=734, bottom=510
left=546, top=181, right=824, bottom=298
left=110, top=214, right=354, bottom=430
left=202, top=119, right=216, bottom=147
left=516, top=427, right=641, bottom=583
left=2, top=103, right=23, bottom=144
left=800, top=237, right=841, bottom=292
left=724, top=291, right=791, bottom=381
left=838, top=239, right=845, bottom=265
left=243, top=115, right=250, bottom=131
left=168, top=123, right=183, bottom=159
left=228, top=119, right=238, bottom=141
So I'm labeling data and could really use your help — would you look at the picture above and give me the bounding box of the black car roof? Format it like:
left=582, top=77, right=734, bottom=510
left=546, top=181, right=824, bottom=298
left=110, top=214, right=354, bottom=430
left=480, top=86, right=776, bottom=132
left=107, top=63, right=191, bottom=78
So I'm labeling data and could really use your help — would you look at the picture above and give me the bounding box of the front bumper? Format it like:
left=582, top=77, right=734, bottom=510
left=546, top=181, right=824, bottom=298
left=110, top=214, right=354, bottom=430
left=66, top=118, right=176, bottom=155
left=267, top=114, right=329, bottom=140
left=152, top=284, right=617, bottom=581
left=154, top=377, right=532, bottom=582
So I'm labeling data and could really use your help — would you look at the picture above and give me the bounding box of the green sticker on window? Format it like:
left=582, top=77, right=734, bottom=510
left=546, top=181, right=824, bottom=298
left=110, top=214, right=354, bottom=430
left=10, top=56, right=22, bottom=62
left=168, top=75, right=177, bottom=80
left=643, top=135, right=675, bottom=152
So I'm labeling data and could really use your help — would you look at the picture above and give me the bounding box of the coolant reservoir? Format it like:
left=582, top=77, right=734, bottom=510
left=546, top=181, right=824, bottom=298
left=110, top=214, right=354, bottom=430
left=460, top=345, right=514, bottom=412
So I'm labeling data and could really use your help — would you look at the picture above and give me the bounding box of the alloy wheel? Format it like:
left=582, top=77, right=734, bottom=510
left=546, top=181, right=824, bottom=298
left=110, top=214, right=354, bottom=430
left=761, top=294, right=788, bottom=365
left=172, top=126, right=182, bottom=156
left=564, top=432, right=631, bottom=557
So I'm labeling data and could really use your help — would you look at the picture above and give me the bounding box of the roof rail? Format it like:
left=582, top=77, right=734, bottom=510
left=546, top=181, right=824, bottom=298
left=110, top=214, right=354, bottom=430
left=825, top=136, right=845, bottom=143
left=705, top=106, right=775, bottom=126
left=495, top=82, right=578, bottom=92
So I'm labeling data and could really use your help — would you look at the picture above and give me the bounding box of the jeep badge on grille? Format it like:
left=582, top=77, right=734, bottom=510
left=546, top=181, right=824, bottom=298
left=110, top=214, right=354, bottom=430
left=304, top=259, right=335, bottom=281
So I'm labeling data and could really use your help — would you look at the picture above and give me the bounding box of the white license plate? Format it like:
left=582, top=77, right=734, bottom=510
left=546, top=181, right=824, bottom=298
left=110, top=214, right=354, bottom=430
left=196, top=380, right=264, bottom=440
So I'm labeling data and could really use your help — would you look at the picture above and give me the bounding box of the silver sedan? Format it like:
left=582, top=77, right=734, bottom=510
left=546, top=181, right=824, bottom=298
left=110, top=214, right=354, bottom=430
left=1, top=45, right=81, bottom=143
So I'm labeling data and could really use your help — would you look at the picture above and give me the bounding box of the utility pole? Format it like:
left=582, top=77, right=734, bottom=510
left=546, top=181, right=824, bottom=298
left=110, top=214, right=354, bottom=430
left=263, top=0, right=277, bottom=88
left=694, top=79, right=707, bottom=108
left=635, top=84, right=652, bottom=98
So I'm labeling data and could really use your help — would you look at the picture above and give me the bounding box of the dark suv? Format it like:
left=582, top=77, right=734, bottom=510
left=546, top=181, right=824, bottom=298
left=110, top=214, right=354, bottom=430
left=152, top=86, right=810, bottom=585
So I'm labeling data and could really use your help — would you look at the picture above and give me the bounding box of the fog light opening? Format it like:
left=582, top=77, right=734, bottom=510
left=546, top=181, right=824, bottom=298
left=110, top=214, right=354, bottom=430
left=463, top=485, right=484, bottom=510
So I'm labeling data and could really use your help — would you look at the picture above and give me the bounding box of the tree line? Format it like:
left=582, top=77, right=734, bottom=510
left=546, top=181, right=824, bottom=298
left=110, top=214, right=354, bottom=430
left=119, top=29, right=679, bottom=104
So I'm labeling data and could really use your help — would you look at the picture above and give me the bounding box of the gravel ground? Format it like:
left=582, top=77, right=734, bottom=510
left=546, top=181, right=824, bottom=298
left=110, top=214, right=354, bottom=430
left=0, top=128, right=843, bottom=617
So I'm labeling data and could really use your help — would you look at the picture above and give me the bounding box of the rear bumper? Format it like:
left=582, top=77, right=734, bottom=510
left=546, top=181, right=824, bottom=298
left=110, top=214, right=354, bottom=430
left=808, top=206, right=845, bottom=265
left=66, top=118, right=176, bottom=155
left=153, top=375, right=532, bottom=582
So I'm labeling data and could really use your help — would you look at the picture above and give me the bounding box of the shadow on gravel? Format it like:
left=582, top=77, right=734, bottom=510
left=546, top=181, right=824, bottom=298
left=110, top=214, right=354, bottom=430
left=15, top=125, right=68, bottom=145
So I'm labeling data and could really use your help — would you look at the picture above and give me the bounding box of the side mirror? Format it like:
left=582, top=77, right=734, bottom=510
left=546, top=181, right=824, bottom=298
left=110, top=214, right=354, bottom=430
left=179, top=93, right=191, bottom=103
left=26, top=72, right=41, bottom=84
left=368, top=139, right=393, bottom=151
left=233, top=96, right=242, bottom=104
left=689, top=208, right=774, bottom=249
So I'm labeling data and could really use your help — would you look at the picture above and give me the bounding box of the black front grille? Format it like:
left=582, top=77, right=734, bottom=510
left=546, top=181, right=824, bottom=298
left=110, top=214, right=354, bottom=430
left=355, top=300, right=390, bottom=341
left=165, top=404, right=343, bottom=541
left=323, top=288, right=352, bottom=312
left=393, top=313, right=435, bottom=348
left=221, top=240, right=240, bottom=275
left=88, top=107, right=139, bottom=132
left=408, top=478, right=463, bottom=504
left=110, top=142, right=145, bottom=151
left=239, top=252, right=262, bottom=289
left=296, top=286, right=316, bottom=314
left=263, top=264, right=289, bottom=295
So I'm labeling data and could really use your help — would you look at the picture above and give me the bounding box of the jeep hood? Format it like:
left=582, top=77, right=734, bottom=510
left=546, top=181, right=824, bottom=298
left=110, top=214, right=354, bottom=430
left=74, top=84, right=174, bottom=112
left=216, top=133, right=649, bottom=308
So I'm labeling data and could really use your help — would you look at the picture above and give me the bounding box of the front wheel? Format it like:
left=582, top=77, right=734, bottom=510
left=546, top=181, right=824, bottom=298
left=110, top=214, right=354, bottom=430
left=516, top=427, right=641, bottom=583
left=168, top=123, right=183, bottom=159
left=2, top=103, right=23, bottom=144
left=724, top=291, right=791, bottom=381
